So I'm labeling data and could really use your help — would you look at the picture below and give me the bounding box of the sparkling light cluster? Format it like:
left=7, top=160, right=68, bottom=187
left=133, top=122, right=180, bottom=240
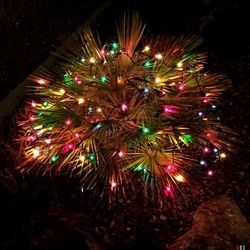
left=19, top=13, right=235, bottom=201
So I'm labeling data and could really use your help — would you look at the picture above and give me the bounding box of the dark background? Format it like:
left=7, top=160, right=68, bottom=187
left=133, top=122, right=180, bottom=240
left=0, top=0, right=248, bottom=101
left=0, top=0, right=249, bottom=249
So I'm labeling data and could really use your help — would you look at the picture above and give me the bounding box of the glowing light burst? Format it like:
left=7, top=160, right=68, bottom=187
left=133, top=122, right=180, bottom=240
left=19, top=13, right=235, bottom=203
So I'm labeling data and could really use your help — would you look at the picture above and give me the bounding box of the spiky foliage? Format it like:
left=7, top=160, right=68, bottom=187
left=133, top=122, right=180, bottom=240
left=18, top=13, right=235, bottom=202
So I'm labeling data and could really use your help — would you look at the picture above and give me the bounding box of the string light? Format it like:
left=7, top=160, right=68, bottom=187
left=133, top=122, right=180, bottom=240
left=59, top=89, right=65, bottom=94
left=179, top=83, right=184, bottom=90
left=31, top=101, right=36, bottom=108
left=155, top=53, right=162, bottom=60
left=121, top=104, right=128, bottom=111
left=29, top=135, right=37, bottom=141
left=200, top=160, right=206, bottom=166
left=177, top=62, right=183, bottom=68
left=118, top=151, right=124, bottom=157
left=143, top=127, right=149, bottom=133
left=144, top=88, right=149, bottom=93
left=220, top=152, right=226, bottom=159
left=89, top=57, right=95, bottom=63
left=51, top=155, right=59, bottom=162
left=32, top=148, right=40, bottom=158
left=89, top=154, right=95, bottom=161
left=97, top=107, right=102, bottom=112
left=65, top=119, right=72, bottom=126
left=207, top=170, right=213, bottom=176
left=79, top=155, right=85, bottom=161
left=143, top=45, right=150, bottom=52
left=204, top=147, right=209, bottom=153
left=155, top=77, right=161, bottom=83
left=45, top=139, right=51, bottom=144
left=175, top=174, right=184, bottom=182
left=38, top=79, right=46, bottom=85
left=78, top=98, right=84, bottom=104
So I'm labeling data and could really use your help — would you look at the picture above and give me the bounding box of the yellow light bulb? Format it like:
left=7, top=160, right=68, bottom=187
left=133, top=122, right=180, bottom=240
left=33, top=149, right=40, bottom=158
left=175, top=174, right=184, bottom=182
left=97, top=107, right=102, bottom=112
left=89, top=57, right=95, bottom=63
left=177, top=62, right=183, bottom=68
left=78, top=98, right=84, bottom=104
left=143, top=46, right=150, bottom=52
left=220, top=152, right=226, bottom=159
left=117, top=76, right=123, bottom=84
left=155, top=77, right=161, bottom=83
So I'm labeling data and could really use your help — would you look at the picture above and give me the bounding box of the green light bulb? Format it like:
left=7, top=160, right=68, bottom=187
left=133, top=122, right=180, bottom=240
left=89, top=154, right=95, bottom=161
left=51, top=155, right=59, bottom=162
left=112, top=42, right=119, bottom=49
left=100, top=76, right=107, bottom=83
left=143, top=127, right=149, bottom=133
left=144, top=61, right=152, bottom=68
left=43, top=101, right=48, bottom=106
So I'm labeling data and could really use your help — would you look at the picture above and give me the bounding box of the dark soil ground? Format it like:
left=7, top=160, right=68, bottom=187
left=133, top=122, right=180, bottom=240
left=0, top=0, right=249, bottom=249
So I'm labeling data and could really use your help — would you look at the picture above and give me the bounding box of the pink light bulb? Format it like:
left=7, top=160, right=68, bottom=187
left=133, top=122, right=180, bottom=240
left=29, top=115, right=35, bottom=121
left=179, top=84, right=184, bottom=90
left=65, top=119, right=72, bottom=126
left=30, top=135, right=37, bottom=141
left=121, top=104, right=128, bottom=111
left=167, top=165, right=172, bottom=170
left=75, top=133, right=80, bottom=138
left=204, top=147, right=209, bottom=153
left=208, top=170, right=213, bottom=176
left=118, top=151, right=124, bottom=157
left=74, top=76, right=78, bottom=81
left=31, top=101, right=36, bottom=108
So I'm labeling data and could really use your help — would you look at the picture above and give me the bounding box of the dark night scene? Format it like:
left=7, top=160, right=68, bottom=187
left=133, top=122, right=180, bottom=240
left=0, top=0, right=249, bottom=249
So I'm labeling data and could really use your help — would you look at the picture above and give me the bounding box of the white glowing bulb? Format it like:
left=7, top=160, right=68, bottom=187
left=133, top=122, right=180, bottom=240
left=59, top=89, right=65, bottom=94
left=111, top=182, right=117, bottom=188
left=97, top=107, right=102, bottom=112
left=200, top=160, right=206, bottom=165
left=155, top=77, right=161, bottom=83
left=38, top=79, right=46, bottom=85
left=81, top=58, right=85, bottom=62
left=177, top=62, right=183, bottom=68
left=33, top=149, right=40, bottom=158
left=45, top=139, right=51, bottom=144
left=78, top=98, right=84, bottom=104
left=89, top=57, right=95, bottom=63
left=143, top=46, right=150, bottom=52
